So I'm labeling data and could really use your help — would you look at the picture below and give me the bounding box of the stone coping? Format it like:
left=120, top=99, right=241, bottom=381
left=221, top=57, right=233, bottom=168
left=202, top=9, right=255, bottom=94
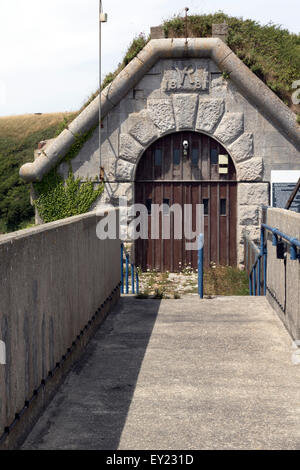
left=0, top=207, right=118, bottom=245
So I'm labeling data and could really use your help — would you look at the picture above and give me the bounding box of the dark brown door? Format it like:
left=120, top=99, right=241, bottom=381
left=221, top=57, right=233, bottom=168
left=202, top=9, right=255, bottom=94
left=135, top=132, right=237, bottom=272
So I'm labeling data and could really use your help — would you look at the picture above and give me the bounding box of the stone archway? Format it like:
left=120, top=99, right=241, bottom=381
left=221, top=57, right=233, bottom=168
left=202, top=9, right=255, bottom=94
left=114, top=95, right=263, bottom=185
left=106, top=94, right=266, bottom=267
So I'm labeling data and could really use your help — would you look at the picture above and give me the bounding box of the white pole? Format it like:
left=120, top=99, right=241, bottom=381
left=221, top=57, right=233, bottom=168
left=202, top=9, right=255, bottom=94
left=99, top=0, right=102, bottom=179
left=99, top=2, right=107, bottom=181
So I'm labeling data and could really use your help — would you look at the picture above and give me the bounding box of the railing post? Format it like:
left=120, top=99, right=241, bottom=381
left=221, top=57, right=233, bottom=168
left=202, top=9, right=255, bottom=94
left=290, top=244, right=297, bottom=261
left=261, top=226, right=267, bottom=296
left=121, top=243, right=124, bottom=294
left=198, top=234, right=204, bottom=299
left=249, top=272, right=253, bottom=296
left=126, top=254, right=129, bottom=294
left=136, top=270, right=139, bottom=295
left=258, top=258, right=261, bottom=296
left=131, top=264, right=135, bottom=294
left=253, top=265, right=256, bottom=296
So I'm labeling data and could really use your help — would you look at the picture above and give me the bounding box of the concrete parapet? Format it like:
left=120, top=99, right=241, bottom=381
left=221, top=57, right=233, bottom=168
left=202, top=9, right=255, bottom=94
left=266, top=208, right=300, bottom=340
left=0, top=209, right=120, bottom=448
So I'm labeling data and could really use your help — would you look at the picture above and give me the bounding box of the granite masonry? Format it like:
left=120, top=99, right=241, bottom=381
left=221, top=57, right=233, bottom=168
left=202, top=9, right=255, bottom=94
left=20, top=37, right=300, bottom=267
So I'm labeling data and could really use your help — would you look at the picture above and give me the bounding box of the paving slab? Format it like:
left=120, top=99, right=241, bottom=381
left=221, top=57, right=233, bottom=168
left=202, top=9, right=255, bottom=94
left=22, top=296, right=300, bottom=450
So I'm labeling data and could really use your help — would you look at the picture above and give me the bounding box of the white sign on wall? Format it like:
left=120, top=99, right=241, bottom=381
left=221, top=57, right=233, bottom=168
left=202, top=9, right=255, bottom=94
left=271, top=171, right=300, bottom=212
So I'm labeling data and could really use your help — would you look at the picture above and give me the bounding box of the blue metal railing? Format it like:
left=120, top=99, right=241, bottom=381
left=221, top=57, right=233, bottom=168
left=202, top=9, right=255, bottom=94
left=248, top=227, right=267, bottom=296
left=262, top=224, right=300, bottom=260
left=121, top=243, right=139, bottom=295
left=248, top=224, right=300, bottom=296
left=198, top=233, right=204, bottom=299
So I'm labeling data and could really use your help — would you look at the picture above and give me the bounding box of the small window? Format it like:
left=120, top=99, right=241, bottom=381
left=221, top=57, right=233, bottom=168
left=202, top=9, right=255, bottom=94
left=155, top=149, right=162, bottom=166
left=220, top=199, right=227, bottom=216
left=146, top=199, right=152, bottom=215
left=210, top=148, right=218, bottom=165
left=203, top=199, right=209, bottom=216
left=173, top=149, right=180, bottom=166
left=191, top=148, right=198, bottom=166
left=163, top=199, right=170, bottom=215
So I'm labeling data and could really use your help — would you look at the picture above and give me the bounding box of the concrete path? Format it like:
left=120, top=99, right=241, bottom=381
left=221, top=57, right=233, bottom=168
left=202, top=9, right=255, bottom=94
left=22, top=296, right=300, bottom=450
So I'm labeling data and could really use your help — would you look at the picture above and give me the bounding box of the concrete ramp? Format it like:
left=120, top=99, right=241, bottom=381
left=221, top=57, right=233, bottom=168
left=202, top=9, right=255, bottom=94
left=22, top=297, right=300, bottom=450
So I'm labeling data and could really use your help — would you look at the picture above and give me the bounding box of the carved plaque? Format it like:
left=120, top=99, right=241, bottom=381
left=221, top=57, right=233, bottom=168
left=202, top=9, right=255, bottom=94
left=162, top=63, right=209, bottom=92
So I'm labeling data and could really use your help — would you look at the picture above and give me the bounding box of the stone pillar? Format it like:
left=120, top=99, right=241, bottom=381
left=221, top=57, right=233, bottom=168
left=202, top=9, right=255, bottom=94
left=150, top=26, right=165, bottom=39
left=237, top=183, right=270, bottom=267
left=212, top=23, right=228, bottom=43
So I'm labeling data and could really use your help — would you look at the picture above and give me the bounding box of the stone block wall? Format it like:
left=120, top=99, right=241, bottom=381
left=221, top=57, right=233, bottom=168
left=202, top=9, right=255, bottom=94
left=237, top=183, right=269, bottom=265
left=56, top=56, right=299, bottom=268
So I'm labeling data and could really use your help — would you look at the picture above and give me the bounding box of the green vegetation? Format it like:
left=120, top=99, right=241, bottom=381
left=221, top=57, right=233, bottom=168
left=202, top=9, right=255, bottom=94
left=33, top=170, right=103, bottom=224
left=0, top=113, right=103, bottom=233
left=32, top=125, right=103, bottom=223
left=204, top=265, right=249, bottom=296
left=163, top=12, right=300, bottom=108
left=138, top=266, right=249, bottom=298
left=0, top=113, right=76, bottom=233
left=83, top=14, right=299, bottom=113
left=81, top=33, right=149, bottom=111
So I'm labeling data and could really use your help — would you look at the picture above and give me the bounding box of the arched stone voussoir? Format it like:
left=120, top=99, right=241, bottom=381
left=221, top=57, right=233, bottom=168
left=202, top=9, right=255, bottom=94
left=228, top=132, right=254, bottom=163
left=236, top=157, right=263, bottom=181
left=214, top=112, right=244, bottom=146
left=128, top=110, right=159, bottom=146
left=172, top=94, right=199, bottom=130
left=196, top=98, right=225, bottom=134
left=115, top=159, right=135, bottom=182
left=147, top=98, right=176, bottom=133
left=119, top=134, right=144, bottom=164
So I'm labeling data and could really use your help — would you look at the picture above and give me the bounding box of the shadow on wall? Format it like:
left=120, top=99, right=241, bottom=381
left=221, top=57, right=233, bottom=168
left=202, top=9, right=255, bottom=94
left=22, top=297, right=161, bottom=450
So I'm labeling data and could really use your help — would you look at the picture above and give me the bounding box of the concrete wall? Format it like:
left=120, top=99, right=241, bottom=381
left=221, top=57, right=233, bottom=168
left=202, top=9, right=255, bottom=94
left=0, top=209, right=120, bottom=448
left=266, top=208, right=300, bottom=340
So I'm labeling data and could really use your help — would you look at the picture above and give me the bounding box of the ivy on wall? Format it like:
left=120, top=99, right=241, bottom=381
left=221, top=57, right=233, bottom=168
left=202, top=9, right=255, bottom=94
left=33, top=127, right=104, bottom=223
left=33, top=170, right=104, bottom=224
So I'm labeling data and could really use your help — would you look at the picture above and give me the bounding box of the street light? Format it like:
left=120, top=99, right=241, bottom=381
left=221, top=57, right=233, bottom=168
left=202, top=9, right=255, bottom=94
left=99, top=1, right=107, bottom=181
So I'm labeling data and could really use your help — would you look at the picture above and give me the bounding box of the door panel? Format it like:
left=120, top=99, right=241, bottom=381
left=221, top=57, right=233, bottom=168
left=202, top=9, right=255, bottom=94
left=135, top=132, right=237, bottom=272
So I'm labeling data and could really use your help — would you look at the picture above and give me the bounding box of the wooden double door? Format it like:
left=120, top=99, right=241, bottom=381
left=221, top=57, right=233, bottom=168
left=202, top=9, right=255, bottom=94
left=135, top=132, right=237, bottom=272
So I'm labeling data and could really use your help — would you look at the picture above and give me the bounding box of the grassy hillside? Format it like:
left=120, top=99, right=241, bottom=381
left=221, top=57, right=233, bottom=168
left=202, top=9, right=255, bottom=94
left=0, top=112, right=76, bottom=233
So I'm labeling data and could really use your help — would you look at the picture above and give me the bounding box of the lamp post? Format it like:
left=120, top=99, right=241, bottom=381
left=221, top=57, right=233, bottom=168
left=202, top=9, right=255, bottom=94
left=99, top=1, right=107, bottom=181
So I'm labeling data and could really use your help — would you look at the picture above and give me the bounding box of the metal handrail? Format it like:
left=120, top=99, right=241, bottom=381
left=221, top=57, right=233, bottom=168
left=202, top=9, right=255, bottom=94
left=248, top=223, right=300, bottom=296
left=262, top=224, right=300, bottom=260
left=198, top=234, right=204, bottom=299
left=121, top=243, right=139, bottom=295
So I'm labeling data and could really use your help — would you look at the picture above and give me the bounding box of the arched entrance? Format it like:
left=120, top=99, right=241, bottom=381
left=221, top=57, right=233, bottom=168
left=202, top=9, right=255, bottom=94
left=135, top=131, right=237, bottom=272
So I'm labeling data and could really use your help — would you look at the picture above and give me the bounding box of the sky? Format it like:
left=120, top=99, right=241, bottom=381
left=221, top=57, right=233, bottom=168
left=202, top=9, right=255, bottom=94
left=0, top=0, right=299, bottom=117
